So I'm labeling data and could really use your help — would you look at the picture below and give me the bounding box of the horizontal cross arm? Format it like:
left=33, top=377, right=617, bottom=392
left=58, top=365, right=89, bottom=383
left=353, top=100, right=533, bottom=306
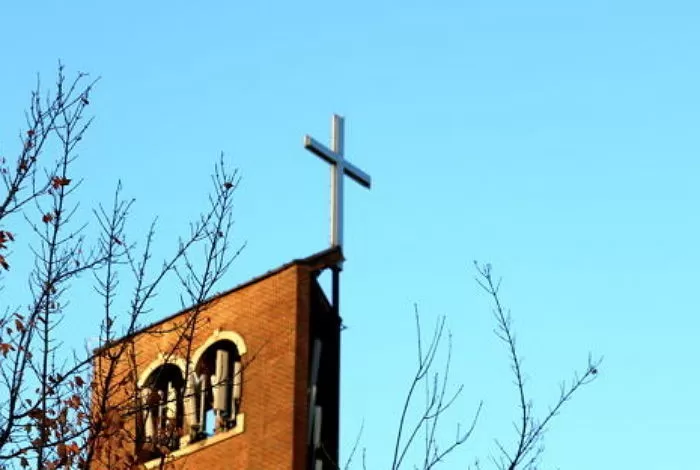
left=303, top=135, right=371, bottom=189
left=344, top=161, right=371, bottom=189
left=304, top=135, right=338, bottom=166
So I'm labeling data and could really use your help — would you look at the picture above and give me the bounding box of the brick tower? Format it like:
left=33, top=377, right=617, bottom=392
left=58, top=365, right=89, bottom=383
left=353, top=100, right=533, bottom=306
left=93, top=113, right=370, bottom=470
left=92, top=247, right=343, bottom=470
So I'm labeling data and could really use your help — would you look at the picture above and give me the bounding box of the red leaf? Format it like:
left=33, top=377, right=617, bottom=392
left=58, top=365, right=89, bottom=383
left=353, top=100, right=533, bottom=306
left=0, top=343, right=13, bottom=357
left=42, top=213, right=53, bottom=224
left=69, top=394, right=81, bottom=409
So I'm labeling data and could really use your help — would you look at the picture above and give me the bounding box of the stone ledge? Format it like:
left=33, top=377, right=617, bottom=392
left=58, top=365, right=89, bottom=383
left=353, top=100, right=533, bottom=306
left=143, top=413, right=245, bottom=469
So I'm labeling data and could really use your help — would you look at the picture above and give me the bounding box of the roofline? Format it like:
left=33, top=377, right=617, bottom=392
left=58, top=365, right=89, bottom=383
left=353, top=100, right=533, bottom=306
left=95, top=246, right=343, bottom=353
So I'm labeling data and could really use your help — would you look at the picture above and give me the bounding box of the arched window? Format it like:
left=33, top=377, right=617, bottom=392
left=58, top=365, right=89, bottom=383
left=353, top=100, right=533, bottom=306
left=185, top=339, right=242, bottom=442
left=138, top=363, right=185, bottom=457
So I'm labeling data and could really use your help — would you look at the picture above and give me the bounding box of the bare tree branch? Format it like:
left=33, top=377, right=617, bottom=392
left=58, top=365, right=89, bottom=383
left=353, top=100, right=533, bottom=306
left=474, top=262, right=601, bottom=470
left=389, top=306, right=480, bottom=470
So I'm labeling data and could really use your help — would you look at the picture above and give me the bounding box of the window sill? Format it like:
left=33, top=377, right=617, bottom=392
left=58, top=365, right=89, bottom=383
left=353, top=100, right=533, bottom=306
left=143, top=413, right=245, bottom=469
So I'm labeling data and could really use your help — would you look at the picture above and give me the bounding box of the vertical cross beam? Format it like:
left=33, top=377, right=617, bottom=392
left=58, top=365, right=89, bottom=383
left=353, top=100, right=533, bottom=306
left=304, top=114, right=371, bottom=255
left=330, top=115, right=344, bottom=248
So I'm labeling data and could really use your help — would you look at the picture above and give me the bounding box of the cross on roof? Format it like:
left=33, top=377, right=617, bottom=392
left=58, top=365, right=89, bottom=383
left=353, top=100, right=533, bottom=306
left=304, top=114, right=371, bottom=257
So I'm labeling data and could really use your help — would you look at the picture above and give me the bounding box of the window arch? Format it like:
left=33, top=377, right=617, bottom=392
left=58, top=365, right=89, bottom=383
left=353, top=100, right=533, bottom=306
left=185, top=330, right=246, bottom=442
left=137, top=360, right=186, bottom=459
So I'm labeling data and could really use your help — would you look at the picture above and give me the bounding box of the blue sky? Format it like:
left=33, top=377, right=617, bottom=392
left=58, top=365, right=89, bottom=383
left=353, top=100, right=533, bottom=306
left=2, top=1, right=698, bottom=468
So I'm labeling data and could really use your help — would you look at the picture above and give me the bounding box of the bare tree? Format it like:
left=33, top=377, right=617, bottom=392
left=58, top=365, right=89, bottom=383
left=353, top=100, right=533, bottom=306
left=387, top=308, right=481, bottom=470
left=358, top=264, right=600, bottom=470
left=0, top=66, right=244, bottom=470
left=86, top=155, right=244, bottom=470
left=474, top=263, right=600, bottom=470
left=0, top=65, right=103, bottom=469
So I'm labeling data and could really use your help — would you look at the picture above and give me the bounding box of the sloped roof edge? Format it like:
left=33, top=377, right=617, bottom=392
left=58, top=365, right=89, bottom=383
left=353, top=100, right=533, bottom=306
left=95, top=246, right=343, bottom=353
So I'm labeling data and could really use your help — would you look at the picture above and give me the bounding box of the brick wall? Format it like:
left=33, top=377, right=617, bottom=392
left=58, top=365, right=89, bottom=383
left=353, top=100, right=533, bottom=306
left=92, top=263, right=315, bottom=470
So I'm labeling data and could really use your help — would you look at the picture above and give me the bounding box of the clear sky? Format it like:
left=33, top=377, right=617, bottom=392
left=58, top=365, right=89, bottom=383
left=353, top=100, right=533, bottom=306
left=1, top=1, right=698, bottom=469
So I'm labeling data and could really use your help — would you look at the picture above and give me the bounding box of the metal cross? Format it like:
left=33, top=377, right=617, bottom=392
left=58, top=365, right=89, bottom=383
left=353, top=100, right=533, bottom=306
left=304, top=114, right=371, bottom=252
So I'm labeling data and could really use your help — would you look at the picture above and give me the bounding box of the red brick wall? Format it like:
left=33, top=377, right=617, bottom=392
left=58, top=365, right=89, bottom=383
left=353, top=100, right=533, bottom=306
left=92, top=264, right=313, bottom=470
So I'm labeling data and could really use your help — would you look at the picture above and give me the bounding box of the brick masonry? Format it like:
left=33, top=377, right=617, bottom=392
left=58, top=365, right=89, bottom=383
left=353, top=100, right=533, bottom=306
left=91, top=248, right=342, bottom=470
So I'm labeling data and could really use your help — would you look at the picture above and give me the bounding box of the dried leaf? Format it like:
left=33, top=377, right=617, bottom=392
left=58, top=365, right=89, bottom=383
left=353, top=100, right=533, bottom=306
left=0, top=343, right=13, bottom=357
left=69, top=394, right=81, bottom=409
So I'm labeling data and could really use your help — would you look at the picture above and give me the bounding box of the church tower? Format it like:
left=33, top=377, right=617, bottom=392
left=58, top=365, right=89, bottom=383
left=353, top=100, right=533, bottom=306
left=91, top=114, right=369, bottom=470
left=92, top=247, right=343, bottom=469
